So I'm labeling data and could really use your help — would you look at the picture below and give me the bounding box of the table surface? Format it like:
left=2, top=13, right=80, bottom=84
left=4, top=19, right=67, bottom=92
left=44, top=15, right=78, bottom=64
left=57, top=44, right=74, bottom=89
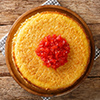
left=0, top=0, right=100, bottom=100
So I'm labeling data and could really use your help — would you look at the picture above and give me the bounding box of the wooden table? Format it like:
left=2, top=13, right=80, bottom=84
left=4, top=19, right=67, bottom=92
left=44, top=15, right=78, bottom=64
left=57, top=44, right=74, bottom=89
left=0, top=0, right=100, bottom=100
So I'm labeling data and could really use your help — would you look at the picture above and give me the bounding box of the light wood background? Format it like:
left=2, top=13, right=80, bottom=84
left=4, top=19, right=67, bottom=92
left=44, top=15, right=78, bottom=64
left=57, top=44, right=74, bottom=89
left=0, top=0, right=100, bottom=100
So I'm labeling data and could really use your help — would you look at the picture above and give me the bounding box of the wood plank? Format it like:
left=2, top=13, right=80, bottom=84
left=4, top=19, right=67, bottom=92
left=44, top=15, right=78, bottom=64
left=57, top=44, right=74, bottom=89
left=0, top=77, right=41, bottom=100
left=59, top=0, right=100, bottom=24
left=0, top=25, right=11, bottom=39
left=0, top=0, right=100, bottom=25
left=0, top=77, right=100, bottom=100
left=0, top=0, right=45, bottom=25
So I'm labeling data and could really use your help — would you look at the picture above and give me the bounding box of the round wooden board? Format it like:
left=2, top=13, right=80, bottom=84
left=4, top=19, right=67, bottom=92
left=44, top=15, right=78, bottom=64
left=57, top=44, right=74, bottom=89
left=5, top=5, right=95, bottom=97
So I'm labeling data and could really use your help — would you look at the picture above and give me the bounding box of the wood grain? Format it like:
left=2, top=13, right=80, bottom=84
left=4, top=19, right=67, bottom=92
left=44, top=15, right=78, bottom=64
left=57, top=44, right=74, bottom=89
left=0, top=0, right=100, bottom=25
left=0, top=0, right=100, bottom=100
left=0, top=77, right=100, bottom=100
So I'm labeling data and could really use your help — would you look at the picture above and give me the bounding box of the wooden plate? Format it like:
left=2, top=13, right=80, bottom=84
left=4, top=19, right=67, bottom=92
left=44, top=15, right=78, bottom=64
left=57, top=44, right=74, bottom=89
left=5, top=5, right=95, bottom=97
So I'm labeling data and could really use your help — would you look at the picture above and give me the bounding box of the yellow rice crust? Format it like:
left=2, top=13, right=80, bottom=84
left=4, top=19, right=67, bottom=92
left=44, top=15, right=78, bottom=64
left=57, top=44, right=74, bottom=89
left=12, top=11, right=90, bottom=91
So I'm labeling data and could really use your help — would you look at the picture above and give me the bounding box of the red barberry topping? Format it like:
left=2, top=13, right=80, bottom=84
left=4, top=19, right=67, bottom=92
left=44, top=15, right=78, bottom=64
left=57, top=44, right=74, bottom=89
left=35, top=34, right=70, bottom=69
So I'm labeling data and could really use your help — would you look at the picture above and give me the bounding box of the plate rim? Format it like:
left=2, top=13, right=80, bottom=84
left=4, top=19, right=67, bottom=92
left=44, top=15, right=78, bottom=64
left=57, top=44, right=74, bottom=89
left=5, top=5, right=95, bottom=97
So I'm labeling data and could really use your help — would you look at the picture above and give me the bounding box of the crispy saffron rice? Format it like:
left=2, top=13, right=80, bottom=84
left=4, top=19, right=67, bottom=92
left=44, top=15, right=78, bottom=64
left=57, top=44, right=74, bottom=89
left=12, top=12, right=90, bottom=91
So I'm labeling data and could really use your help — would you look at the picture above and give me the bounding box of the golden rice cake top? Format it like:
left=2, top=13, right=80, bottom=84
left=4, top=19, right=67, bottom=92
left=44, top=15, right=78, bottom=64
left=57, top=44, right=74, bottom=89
left=12, top=12, right=90, bottom=90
